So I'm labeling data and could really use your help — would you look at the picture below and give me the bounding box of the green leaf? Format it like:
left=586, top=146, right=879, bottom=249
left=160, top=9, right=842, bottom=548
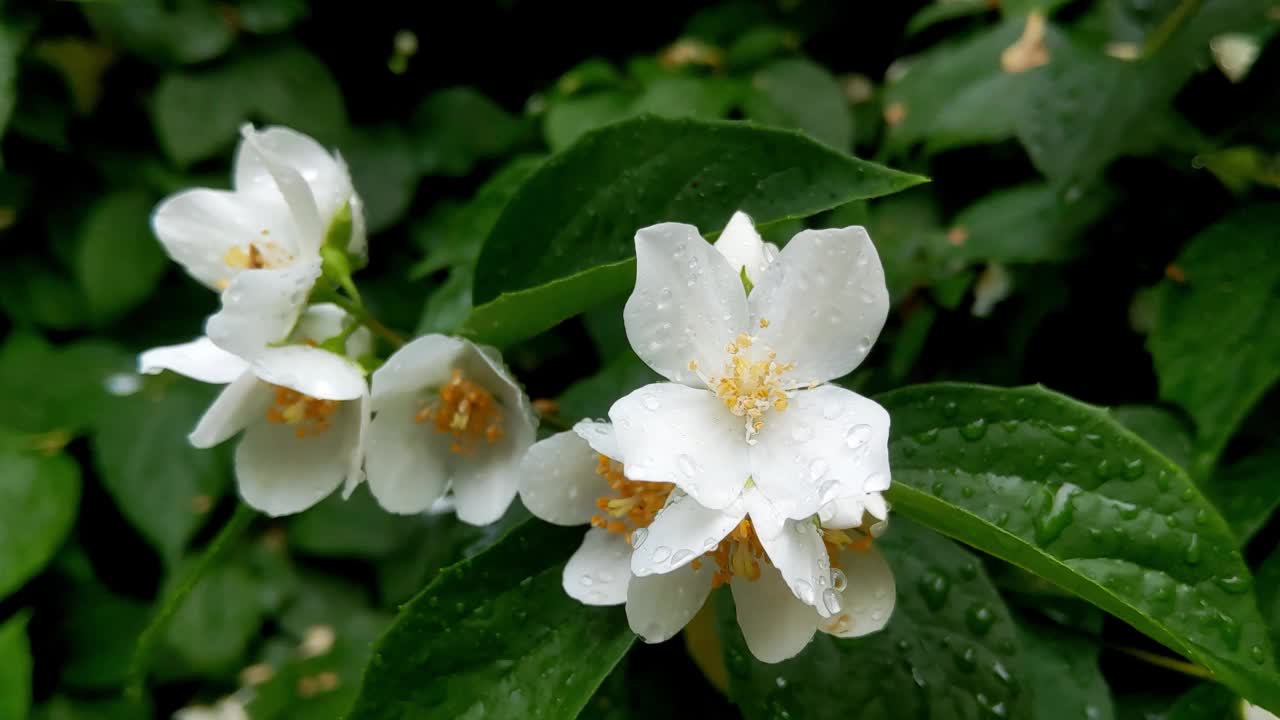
left=158, top=555, right=268, bottom=677
left=718, top=519, right=1031, bottom=720
left=1257, top=547, right=1280, bottom=660
left=946, top=182, right=1113, bottom=264
left=346, top=521, right=635, bottom=720
left=32, top=695, right=149, bottom=720
left=0, top=335, right=131, bottom=435
left=906, top=0, right=996, bottom=36
left=884, top=18, right=1038, bottom=154
left=0, top=22, right=21, bottom=144
left=1014, top=1, right=1263, bottom=188
left=1111, top=405, right=1194, bottom=473
left=413, top=87, right=528, bottom=176
left=0, top=445, right=80, bottom=599
left=1148, top=206, right=1280, bottom=479
left=82, top=0, right=234, bottom=65
left=0, top=257, right=89, bottom=331
left=0, top=611, right=31, bottom=720
left=744, top=58, right=852, bottom=150
left=466, top=116, right=925, bottom=347
left=289, top=484, right=422, bottom=558
left=1206, top=448, right=1280, bottom=545
left=74, top=190, right=168, bottom=324
left=237, top=0, right=308, bottom=34
left=339, top=126, right=420, bottom=234
left=879, top=383, right=1280, bottom=712
left=60, top=580, right=151, bottom=689
left=152, top=45, right=347, bottom=167
left=91, top=376, right=230, bottom=563
left=1018, top=618, right=1115, bottom=720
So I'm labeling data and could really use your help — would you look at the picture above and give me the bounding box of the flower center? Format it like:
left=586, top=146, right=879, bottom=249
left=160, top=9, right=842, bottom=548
left=219, top=238, right=294, bottom=289
left=265, top=386, right=339, bottom=438
left=592, top=454, right=673, bottom=544
left=697, top=518, right=772, bottom=588
left=693, top=326, right=799, bottom=443
left=415, top=368, right=504, bottom=454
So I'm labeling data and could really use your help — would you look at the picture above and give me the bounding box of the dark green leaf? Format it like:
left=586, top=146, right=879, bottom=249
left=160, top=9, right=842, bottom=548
left=152, top=45, right=347, bottom=167
left=74, top=190, right=168, bottom=323
left=557, top=350, right=661, bottom=422
left=91, top=376, right=230, bottom=563
left=880, top=383, right=1280, bottom=712
left=0, top=334, right=131, bottom=435
left=545, top=75, right=741, bottom=151
left=0, top=611, right=31, bottom=720
left=1205, top=448, right=1280, bottom=545
left=237, top=0, right=308, bottom=34
left=0, top=257, right=89, bottom=331
left=413, top=87, right=528, bottom=176
left=289, top=484, right=422, bottom=558
left=0, top=445, right=80, bottom=599
left=907, top=0, right=996, bottom=36
left=83, top=0, right=234, bottom=65
left=158, top=555, right=268, bottom=677
left=32, top=695, right=149, bottom=720
left=339, top=126, right=420, bottom=234
left=1148, top=206, right=1280, bottom=479
left=59, top=581, right=151, bottom=689
left=946, top=183, right=1113, bottom=264
left=346, top=521, right=635, bottom=720
left=1018, top=618, right=1114, bottom=720
left=719, top=519, right=1031, bottom=720
left=1111, top=405, right=1194, bottom=473
left=0, top=22, right=23, bottom=144
left=744, top=58, right=851, bottom=150
left=467, top=116, right=926, bottom=347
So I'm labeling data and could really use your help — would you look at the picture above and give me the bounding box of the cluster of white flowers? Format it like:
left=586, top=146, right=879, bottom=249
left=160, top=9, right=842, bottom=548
left=141, top=126, right=535, bottom=523
left=520, top=212, right=898, bottom=662
left=144, top=126, right=896, bottom=665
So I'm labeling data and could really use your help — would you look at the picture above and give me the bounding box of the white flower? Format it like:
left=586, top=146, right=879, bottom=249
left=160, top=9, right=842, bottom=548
left=519, top=420, right=638, bottom=607
left=139, top=304, right=371, bottom=516
left=611, top=210, right=893, bottom=520
left=519, top=419, right=895, bottom=663
left=364, top=335, right=537, bottom=525
left=152, top=125, right=366, bottom=358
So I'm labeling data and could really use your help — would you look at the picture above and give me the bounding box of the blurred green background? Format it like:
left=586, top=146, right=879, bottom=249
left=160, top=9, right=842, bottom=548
left=0, top=0, right=1277, bottom=718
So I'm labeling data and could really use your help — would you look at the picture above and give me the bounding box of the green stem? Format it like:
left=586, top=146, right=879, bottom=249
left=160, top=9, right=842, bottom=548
left=1108, top=643, right=1216, bottom=681
left=539, top=413, right=573, bottom=432
left=1142, top=0, right=1199, bottom=56
left=318, top=292, right=407, bottom=349
left=126, top=503, right=257, bottom=699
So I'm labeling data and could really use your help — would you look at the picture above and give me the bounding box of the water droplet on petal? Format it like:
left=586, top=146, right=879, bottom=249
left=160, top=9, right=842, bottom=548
left=809, top=458, right=829, bottom=482
left=671, top=549, right=693, bottom=566
left=846, top=424, right=872, bottom=448
left=651, top=546, right=672, bottom=563
left=630, top=528, right=649, bottom=548
left=580, top=575, right=594, bottom=586
left=823, top=588, right=843, bottom=614
left=792, top=579, right=815, bottom=604
left=822, top=401, right=842, bottom=420
left=832, top=568, right=848, bottom=591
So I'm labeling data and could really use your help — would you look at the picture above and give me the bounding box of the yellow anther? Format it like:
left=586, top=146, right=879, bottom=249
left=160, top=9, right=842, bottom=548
left=759, top=318, right=770, bottom=328
left=726, top=342, right=739, bottom=354
left=265, top=386, right=339, bottom=438
left=688, top=360, right=698, bottom=371
left=591, top=455, right=672, bottom=542
left=735, top=332, right=753, bottom=348
left=416, top=369, right=503, bottom=455
left=704, top=518, right=771, bottom=588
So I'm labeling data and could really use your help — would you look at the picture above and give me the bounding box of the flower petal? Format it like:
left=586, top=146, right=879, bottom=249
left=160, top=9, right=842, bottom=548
left=519, top=430, right=605, bottom=526
left=741, top=485, right=788, bottom=540
left=749, top=226, right=889, bottom=383
left=820, top=544, right=895, bottom=638
left=371, top=334, right=466, bottom=397
left=292, top=303, right=372, bottom=358
left=610, top=382, right=749, bottom=511
left=712, top=211, right=771, bottom=284
left=151, top=188, right=305, bottom=291
left=235, top=125, right=326, bottom=249
left=631, top=490, right=745, bottom=577
left=756, top=517, right=835, bottom=616
left=206, top=260, right=322, bottom=358
left=139, top=336, right=249, bottom=385
left=189, top=372, right=270, bottom=449
left=749, top=384, right=891, bottom=519
left=450, top=454, right=521, bottom=526
left=563, top=528, right=632, bottom=606
left=730, top=565, right=819, bottom=663
left=250, top=345, right=367, bottom=401
left=624, top=222, right=748, bottom=386
left=572, top=420, right=619, bottom=460
left=234, top=399, right=362, bottom=516
left=364, top=392, right=450, bottom=514
left=343, top=389, right=370, bottom=498
left=627, top=563, right=714, bottom=643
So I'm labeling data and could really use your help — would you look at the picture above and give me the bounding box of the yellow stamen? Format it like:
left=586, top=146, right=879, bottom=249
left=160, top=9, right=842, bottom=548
left=416, top=368, right=503, bottom=455
left=705, top=518, right=771, bottom=588
left=759, top=318, right=770, bottom=328
left=591, top=455, right=672, bottom=543
left=265, top=386, right=339, bottom=438
left=223, top=241, right=292, bottom=271
left=705, top=339, right=795, bottom=440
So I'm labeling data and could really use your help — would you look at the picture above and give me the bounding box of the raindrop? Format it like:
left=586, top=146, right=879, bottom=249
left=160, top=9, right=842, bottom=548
left=1033, top=482, right=1080, bottom=546
left=651, top=546, right=672, bottom=563
left=823, top=588, right=843, bottom=614
left=916, top=428, right=940, bottom=444
left=856, top=336, right=872, bottom=354
left=671, top=549, right=694, bottom=566
left=1184, top=534, right=1202, bottom=565
left=1094, top=459, right=1112, bottom=479
left=809, top=458, right=829, bottom=482
left=597, top=570, right=614, bottom=583
left=1251, top=645, right=1266, bottom=664
left=959, top=418, right=987, bottom=441
left=832, top=568, right=848, bottom=591
left=677, top=454, right=696, bottom=477
left=630, top=528, right=649, bottom=548
left=955, top=646, right=977, bottom=672
left=1123, top=458, right=1145, bottom=479
left=919, top=571, right=951, bottom=611
left=775, top=676, right=788, bottom=689
left=846, top=424, right=873, bottom=448
left=1215, top=575, right=1252, bottom=594
left=966, top=605, right=995, bottom=636
left=703, top=536, right=720, bottom=551
left=580, top=575, right=594, bottom=587
left=642, top=394, right=661, bottom=411
left=942, top=401, right=959, bottom=418
left=792, top=579, right=815, bottom=603
left=1051, top=425, right=1081, bottom=443
left=105, top=372, right=142, bottom=396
